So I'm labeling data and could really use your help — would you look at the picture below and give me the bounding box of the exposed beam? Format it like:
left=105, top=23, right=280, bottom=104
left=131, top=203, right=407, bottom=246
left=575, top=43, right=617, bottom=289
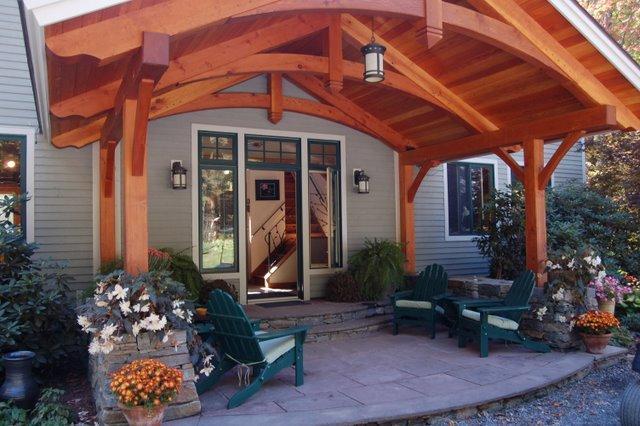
left=468, top=0, right=640, bottom=130
left=52, top=117, right=106, bottom=148
left=342, top=14, right=498, bottom=133
left=399, top=164, right=416, bottom=273
left=416, top=0, right=443, bottom=48
left=408, top=160, right=440, bottom=203
left=325, top=14, right=344, bottom=94
left=493, top=148, right=523, bottom=182
left=523, top=138, right=547, bottom=285
left=400, top=105, right=618, bottom=165
left=286, top=73, right=416, bottom=151
left=539, top=130, right=585, bottom=189
left=268, top=73, right=283, bottom=124
left=100, top=32, right=169, bottom=145
left=51, top=54, right=448, bottom=119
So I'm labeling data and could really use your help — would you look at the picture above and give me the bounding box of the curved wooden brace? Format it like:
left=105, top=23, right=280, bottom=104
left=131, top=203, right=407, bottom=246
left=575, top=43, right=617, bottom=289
left=408, top=160, right=440, bottom=203
left=539, top=130, right=585, bottom=189
left=493, top=147, right=524, bottom=182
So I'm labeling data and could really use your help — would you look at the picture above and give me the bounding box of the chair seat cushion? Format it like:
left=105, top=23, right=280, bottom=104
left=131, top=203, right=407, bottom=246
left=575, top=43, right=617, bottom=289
left=258, top=335, right=295, bottom=364
left=461, top=309, right=519, bottom=331
left=395, top=299, right=445, bottom=314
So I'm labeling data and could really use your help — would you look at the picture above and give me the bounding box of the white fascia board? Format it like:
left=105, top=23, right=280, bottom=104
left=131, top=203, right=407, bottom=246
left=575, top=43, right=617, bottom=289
left=549, top=0, right=640, bottom=91
left=21, top=0, right=131, bottom=142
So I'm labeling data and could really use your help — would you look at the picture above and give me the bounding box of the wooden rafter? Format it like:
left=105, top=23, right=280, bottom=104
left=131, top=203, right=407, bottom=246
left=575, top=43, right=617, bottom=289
left=342, top=14, right=498, bottom=133
left=408, top=160, right=440, bottom=203
left=467, top=0, right=640, bottom=130
left=400, top=105, right=617, bottom=165
left=285, top=73, right=416, bottom=151
left=416, top=0, right=443, bottom=48
left=325, top=14, right=344, bottom=94
left=51, top=54, right=448, bottom=119
left=539, top=130, right=585, bottom=189
left=268, top=73, right=283, bottom=124
left=493, top=148, right=523, bottom=182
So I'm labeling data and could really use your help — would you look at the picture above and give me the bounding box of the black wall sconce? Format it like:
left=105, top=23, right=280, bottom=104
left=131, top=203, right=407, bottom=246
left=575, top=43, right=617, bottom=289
left=170, top=160, right=187, bottom=189
left=353, top=169, right=370, bottom=194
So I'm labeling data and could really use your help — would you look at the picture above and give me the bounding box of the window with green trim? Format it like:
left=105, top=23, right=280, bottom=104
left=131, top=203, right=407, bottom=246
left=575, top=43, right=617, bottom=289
left=198, top=131, right=238, bottom=272
left=0, top=134, right=26, bottom=232
left=447, top=162, right=494, bottom=236
left=246, top=135, right=299, bottom=165
left=308, top=140, right=342, bottom=268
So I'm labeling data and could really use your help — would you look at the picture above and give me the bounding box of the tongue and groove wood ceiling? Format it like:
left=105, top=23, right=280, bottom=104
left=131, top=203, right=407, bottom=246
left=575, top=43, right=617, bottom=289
left=43, top=0, right=640, bottom=156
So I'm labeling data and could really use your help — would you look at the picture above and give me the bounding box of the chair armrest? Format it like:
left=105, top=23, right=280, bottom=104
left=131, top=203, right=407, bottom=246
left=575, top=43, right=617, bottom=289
left=476, top=305, right=530, bottom=314
left=390, top=290, right=413, bottom=302
left=256, top=326, right=309, bottom=341
left=431, top=293, right=454, bottom=302
left=250, top=319, right=262, bottom=331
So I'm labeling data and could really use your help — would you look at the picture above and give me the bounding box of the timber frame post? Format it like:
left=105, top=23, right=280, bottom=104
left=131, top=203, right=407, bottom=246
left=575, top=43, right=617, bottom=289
left=399, top=164, right=416, bottom=274
left=99, top=141, right=117, bottom=263
left=523, top=138, right=547, bottom=285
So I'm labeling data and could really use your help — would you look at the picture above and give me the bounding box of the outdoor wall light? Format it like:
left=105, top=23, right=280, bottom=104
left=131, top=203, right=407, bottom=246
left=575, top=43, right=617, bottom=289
left=5, top=160, right=16, bottom=169
left=354, top=169, right=370, bottom=194
left=361, top=19, right=386, bottom=83
left=170, top=160, right=187, bottom=189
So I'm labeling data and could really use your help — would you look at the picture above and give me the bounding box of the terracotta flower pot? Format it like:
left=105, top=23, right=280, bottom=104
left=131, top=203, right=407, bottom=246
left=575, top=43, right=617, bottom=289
left=119, top=404, right=166, bottom=426
left=580, top=332, right=612, bottom=354
left=195, top=307, right=208, bottom=320
left=598, top=299, right=616, bottom=314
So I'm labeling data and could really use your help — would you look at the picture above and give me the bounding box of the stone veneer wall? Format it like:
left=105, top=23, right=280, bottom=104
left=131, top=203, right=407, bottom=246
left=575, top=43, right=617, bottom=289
left=447, top=277, right=593, bottom=350
left=89, top=331, right=200, bottom=425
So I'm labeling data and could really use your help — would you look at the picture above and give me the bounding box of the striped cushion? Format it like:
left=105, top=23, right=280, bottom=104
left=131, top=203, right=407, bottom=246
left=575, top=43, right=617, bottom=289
left=461, top=309, right=519, bottom=331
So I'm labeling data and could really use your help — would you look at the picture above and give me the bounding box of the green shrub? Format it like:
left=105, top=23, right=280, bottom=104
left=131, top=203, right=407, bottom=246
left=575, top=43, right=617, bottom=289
left=326, top=271, right=361, bottom=302
left=349, top=238, right=405, bottom=301
left=0, top=195, right=82, bottom=371
left=199, top=279, right=238, bottom=304
left=161, top=248, right=204, bottom=301
left=0, top=388, right=73, bottom=426
left=621, top=313, right=640, bottom=332
left=611, top=325, right=635, bottom=348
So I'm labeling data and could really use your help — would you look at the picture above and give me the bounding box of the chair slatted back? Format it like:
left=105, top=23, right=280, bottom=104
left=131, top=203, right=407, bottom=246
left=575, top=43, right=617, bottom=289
left=502, top=270, right=536, bottom=321
left=412, top=264, right=448, bottom=301
left=207, top=290, right=264, bottom=364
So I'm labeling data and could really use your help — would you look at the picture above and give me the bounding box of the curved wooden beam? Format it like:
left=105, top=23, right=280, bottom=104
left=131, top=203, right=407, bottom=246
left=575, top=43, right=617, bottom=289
left=539, top=130, right=585, bottom=189
left=51, top=54, right=449, bottom=119
left=408, top=160, right=440, bottom=203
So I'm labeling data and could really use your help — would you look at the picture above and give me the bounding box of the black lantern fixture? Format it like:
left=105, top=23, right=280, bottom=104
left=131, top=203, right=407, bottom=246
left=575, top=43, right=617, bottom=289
left=361, top=18, right=386, bottom=83
left=354, top=169, right=370, bottom=194
left=170, top=160, right=187, bottom=189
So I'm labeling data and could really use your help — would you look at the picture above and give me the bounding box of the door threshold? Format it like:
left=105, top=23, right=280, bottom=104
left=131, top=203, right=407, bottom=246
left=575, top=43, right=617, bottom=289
left=247, top=296, right=301, bottom=305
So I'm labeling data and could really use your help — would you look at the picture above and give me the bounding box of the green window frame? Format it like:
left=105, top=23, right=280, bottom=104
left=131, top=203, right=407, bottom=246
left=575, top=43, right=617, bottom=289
left=447, top=162, right=495, bottom=236
left=308, top=140, right=342, bottom=268
left=198, top=131, right=238, bottom=273
left=0, top=134, right=27, bottom=236
left=245, top=134, right=300, bottom=167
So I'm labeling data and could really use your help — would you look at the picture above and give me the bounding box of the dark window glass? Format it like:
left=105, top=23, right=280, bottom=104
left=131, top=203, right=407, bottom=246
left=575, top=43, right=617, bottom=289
left=200, top=133, right=235, bottom=162
left=0, top=135, right=25, bottom=230
left=245, top=136, right=299, bottom=165
left=447, top=162, right=494, bottom=236
left=308, top=141, right=339, bottom=169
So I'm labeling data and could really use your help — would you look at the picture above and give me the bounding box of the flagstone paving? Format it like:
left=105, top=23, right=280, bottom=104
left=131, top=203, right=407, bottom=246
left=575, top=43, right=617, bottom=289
left=168, top=328, right=626, bottom=426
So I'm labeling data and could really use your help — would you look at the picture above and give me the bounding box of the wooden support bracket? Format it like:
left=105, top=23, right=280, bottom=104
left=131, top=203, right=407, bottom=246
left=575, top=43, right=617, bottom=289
left=325, top=14, right=344, bottom=94
left=268, top=72, right=283, bottom=124
left=408, top=160, right=440, bottom=203
left=493, top=147, right=524, bottom=182
left=416, top=0, right=443, bottom=48
left=539, top=130, right=585, bottom=189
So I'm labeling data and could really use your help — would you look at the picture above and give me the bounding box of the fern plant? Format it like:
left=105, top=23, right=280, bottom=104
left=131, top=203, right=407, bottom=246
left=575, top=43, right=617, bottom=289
left=348, top=238, right=406, bottom=301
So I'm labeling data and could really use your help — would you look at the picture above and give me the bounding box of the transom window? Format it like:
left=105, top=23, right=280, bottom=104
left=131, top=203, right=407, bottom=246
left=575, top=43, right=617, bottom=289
left=198, top=131, right=238, bottom=272
left=447, top=162, right=495, bottom=236
left=309, top=140, right=338, bottom=168
left=246, top=135, right=299, bottom=165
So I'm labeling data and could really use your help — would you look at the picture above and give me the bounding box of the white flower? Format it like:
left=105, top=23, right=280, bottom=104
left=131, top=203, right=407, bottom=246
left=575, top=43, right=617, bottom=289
left=597, top=270, right=607, bottom=280
left=536, top=306, right=548, bottom=321
left=593, top=256, right=602, bottom=267
left=133, top=303, right=150, bottom=313
left=139, top=292, right=150, bottom=301
left=100, top=323, right=118, bottom=341
left=95, top=282, right=107, bottom=295
left=173, top=308, right=185, bottom=320
left=77, top=315, right=92, bottom=332
left=119, top=300, right=132, bottom=316
left=88, top=338, right=101, bottom=355
left=172, top=300, right=184, bottom=309
left=200, top=366, right=214, bottom=377
left=95, top=300, right=108, bottom=308
left=162, top=330, right=174, bottom=343
left=552, top=288, right=565, bottom=302
left=185, top=309, right=193, bottom=324
left=546, top=260, right=554, bottom=268
left=108, top=284, right=128, bottom=301
left=140, top=313, right=167, bottom=332
left=584, top=255, right=592, bottom=265
left=100, top=339, right=115, bottom=354
left=555, top=315, right=567, bottom=323
left=567, top=259, right=576, bottom=269
left=569, top=320, right=576, bottom=331
left=132, top=321, right=142, bottom=337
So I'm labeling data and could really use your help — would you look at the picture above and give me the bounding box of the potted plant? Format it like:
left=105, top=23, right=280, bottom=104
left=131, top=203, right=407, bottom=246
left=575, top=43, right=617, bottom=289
left=348, top=238, right=405, bottom=301
left=574, top=310, right=620, bottom=354
left=110, top=359, right=183, bottom=426
left=588, top=274, right=632, bottom=313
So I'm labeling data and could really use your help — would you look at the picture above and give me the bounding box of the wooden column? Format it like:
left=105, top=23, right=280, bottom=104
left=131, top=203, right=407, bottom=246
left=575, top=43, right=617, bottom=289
left=99, top=141, right=116, bottom=264
left=122, top=97, right=149, bottom=273
left=399, top=163, right=416, bottom=274
left=268, top=72, right=283, bottom=124
left=523, top=138, right=547, bottom=285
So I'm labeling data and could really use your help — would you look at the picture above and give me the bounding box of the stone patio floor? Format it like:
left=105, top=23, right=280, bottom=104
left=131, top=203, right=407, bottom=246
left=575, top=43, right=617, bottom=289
left=168, top=327, right=626, bottom=426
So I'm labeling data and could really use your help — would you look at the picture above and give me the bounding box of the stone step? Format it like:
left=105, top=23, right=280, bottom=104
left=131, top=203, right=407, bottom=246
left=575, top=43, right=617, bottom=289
left=306, top=314, right=393, bottom=343
left=257, top=302, right=392, bottom=330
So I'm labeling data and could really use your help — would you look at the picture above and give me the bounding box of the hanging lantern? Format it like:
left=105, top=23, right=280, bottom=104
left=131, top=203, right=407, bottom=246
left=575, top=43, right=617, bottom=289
left=361, top=19, right=386, bottom=83
left=170, top=160, right=187, bottom=189
left=354, top=169, right=370, bottom=194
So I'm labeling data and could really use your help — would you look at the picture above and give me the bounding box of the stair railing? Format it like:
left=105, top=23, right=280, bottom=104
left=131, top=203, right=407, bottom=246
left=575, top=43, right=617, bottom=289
left=251, top=202, right=285, bottom=237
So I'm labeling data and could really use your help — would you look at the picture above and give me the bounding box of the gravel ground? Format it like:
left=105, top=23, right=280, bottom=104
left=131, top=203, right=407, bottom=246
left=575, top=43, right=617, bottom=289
left=455, top=357, right=634, bottom=426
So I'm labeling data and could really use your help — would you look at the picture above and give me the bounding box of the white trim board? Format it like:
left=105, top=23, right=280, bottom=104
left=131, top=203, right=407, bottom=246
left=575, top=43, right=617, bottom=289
left=191, top=123, right=348, bottom=303
left=0, top=125, right=36, bottom=243
left=442, top=157, right=499, bottom=242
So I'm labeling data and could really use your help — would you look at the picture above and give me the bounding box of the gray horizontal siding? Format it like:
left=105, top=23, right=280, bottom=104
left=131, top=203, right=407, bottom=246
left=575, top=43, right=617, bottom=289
left=33, top=141, right=94, bottom=291
left=0, top=0, right=37, bottom=128
left=414, top=140, right=586, bottom=277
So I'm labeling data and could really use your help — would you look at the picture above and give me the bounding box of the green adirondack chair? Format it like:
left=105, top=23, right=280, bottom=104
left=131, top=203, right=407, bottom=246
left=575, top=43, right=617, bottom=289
left=455, top=270, right=550, bottom=357
left=195, top=290, right=308, bottom=408
left=390, top=263, right=448, bottom=338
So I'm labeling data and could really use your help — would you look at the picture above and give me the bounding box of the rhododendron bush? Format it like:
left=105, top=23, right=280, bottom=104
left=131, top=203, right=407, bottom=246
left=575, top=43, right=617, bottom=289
left=77, top=271, right=194, bottom=355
